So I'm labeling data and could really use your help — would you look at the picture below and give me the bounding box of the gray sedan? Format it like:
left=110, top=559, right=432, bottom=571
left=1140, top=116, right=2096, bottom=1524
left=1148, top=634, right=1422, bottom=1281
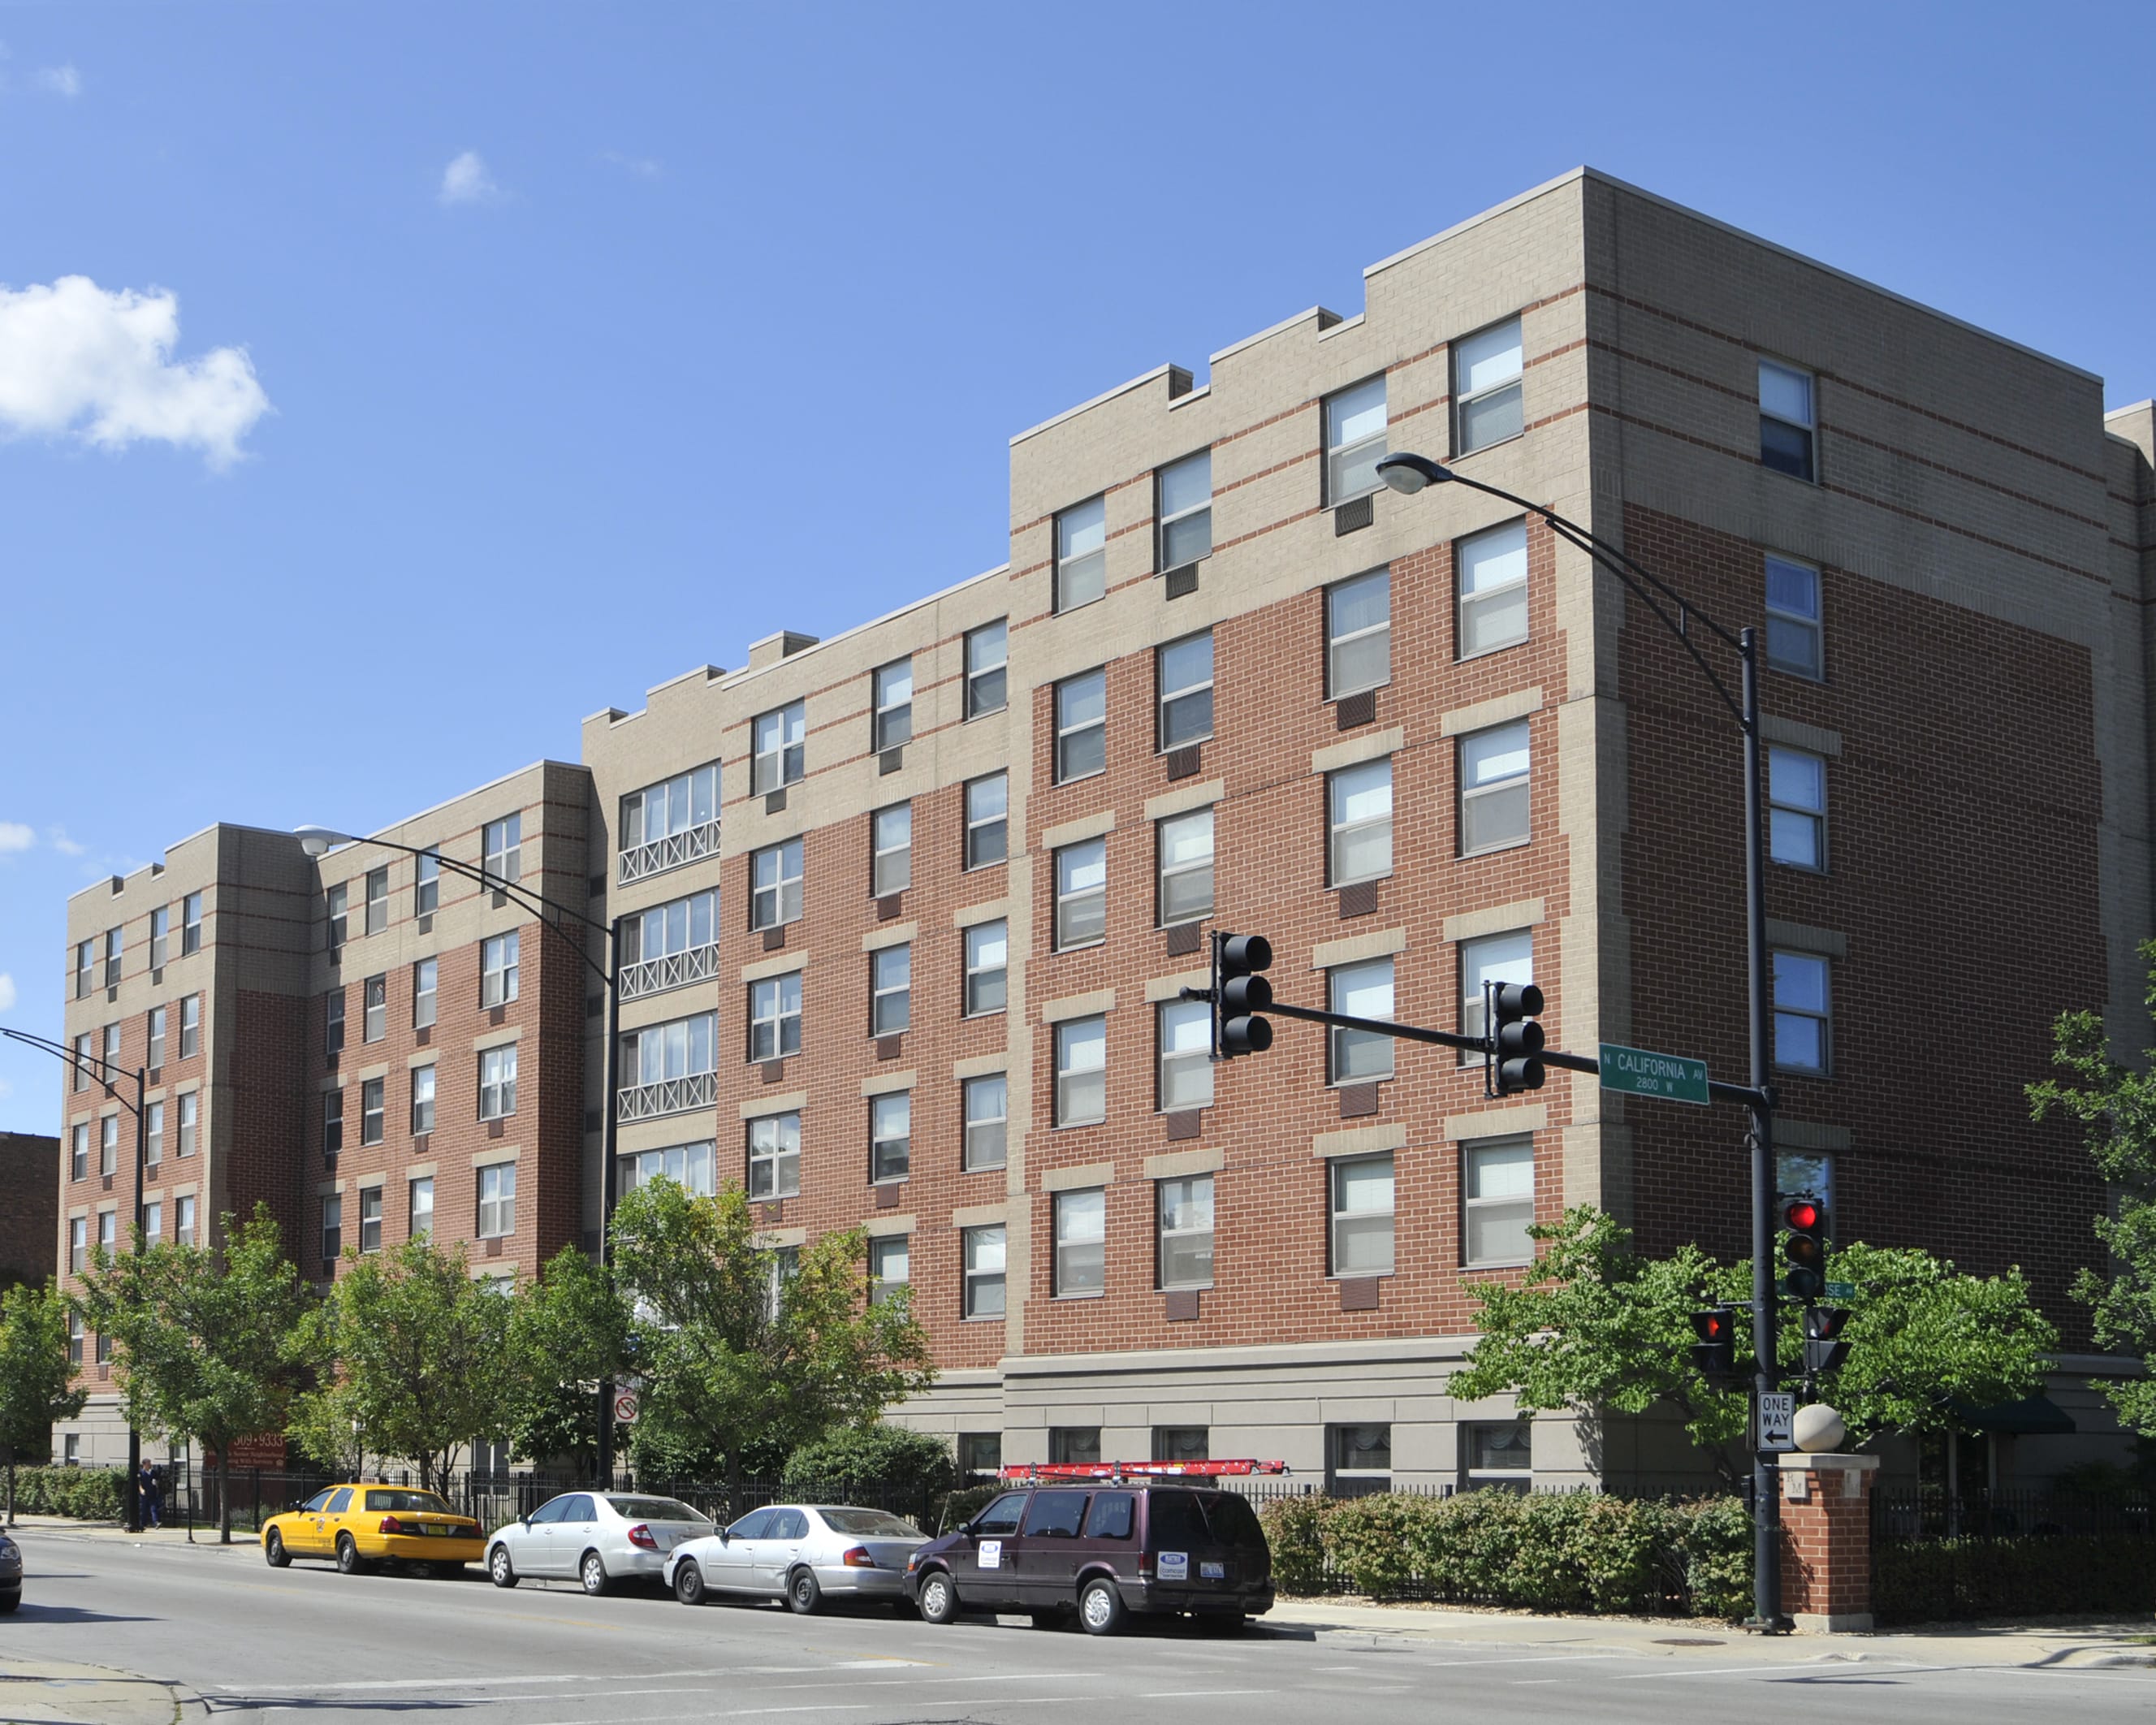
left=486, top=1492, right=712, bottom=1595
left=664, top=1504, right=927, bottom=1615
left=0, top=1529, right=19, bottom=1613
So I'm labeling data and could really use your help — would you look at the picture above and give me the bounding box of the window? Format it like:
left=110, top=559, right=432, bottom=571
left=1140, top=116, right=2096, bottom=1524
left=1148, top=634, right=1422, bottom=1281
left=749, top=971, right=802, bottom=1062
left=1055, top=495, right=1107, bottom=612
left=1147, top=811, right=1216, bottom=931
left=963, top=1074, right=1007, bottom=1170
left=177, top=1092, right=197, bottom=1156
left=1463, top=1135, right=1536, bottom=1266
left=149, top=906, right=169, bottom=970
left=361, top=977, right=384, bottom=1044
left=413, top=958, right=437, bottom=1029
left=964, top=920, right=1008, bottom=1017
left=67, top=1315, right=84, bottom=1368
left=1049, top=1427, right=1101, bottom=1465
left=176, top=995, right=199, bottom=1059
left=965, top=619, right=1009, bottom=718
left=1765, top=555, right=1822, bottom=678
left=1773, top=950, right=1830, bottom=1074
left=1157, top=1174, right=1213, bottom=1289
left=958, top=1433, right=1003, bottom=1478
left=1459, top=720, right=1532, bottom=854
left=479, top=1045, right=517, bottom=1119
left=1759, top=358, right=1816, bottom=482
left=71, top=1124, right=88, bottom=1181
left=326, top=989, right=344, bottom=1054
left=1324, top=375, right=1387, bottom=503
left=869, top=1234, right=910, bottom=1305
left=358, top=1187, right=382, bottom=1254
left=872, top=803, right=912, bottom=896
left=620, top=764, right=721, bottom=876
left=872, top=659, right=914, bottom=753
left=1055, top=1015, right=1107, bottom=1126
left=749, top=838, right=805, bottom=932
left=964, top=1225, right=1006, bottom=1318
left=1464, top=1422, right=1532, bottom=1494
left=410, top=1064, right=436, bottom=1135
left=102, top=1023, right=120, bottom=1076
left=1054, top=670, right=1107, bottom=782
left=1461, top=930, right=1533, bottom=1061
left=415, top=852, right=439, bottom=916
left=1331, top=1153, right=1395, bottom=1276
left=326, top=883, right=348, bottom=954
left=182, top=891, right=202, bottom=954
left=145, top=1101, right=163, bottom=1166
left=477, top=1163, right=515, bottom=1238
left=96, top=1212, right=116, bottom=1256
left=618, top=1140, right=715, bottom=1198
left=71, top=1032, right=89, bottom=1091
left=481, top=932, right=520, bottom=1007
left=1157, top=999, right=1212, bottom=1112
left=1054, top=839, right=1107, bottom=949
left=482, top=812, right=521, bottom=884
left=105, top=926, right=123, bottom=988
left=75, top=940, right=93, bottom=999
left=1324, top=568, right=1391, bottom=700
left=1156, top=631, right=1213, bottom=751
left=365, top=867, right=388, bottom=936
left=1052, top=1188, right=1104, bottom=1296
left=751, top=701, right=806, bottom=794
left=871, top=944, right=911, bottom=1036
left=100, top=1115, right=119, bottom=1176
left=1454, top=317, right=1524, bottom=454
left=1329, top=958, right=1395, bottom=1082
left=408, top=1178, right=433, bottom=1241
left=176, top=1194, right=196, bottom=1247
left=871, top=1092, right=911, bottom=1183
left=620, top=1013, right=717, bottom=1089
left=360, top=1079, right=384, bottom=1145
left=322, top=1091, right=343, bottom=1156
left=1329, top=1423, right=1393, bottom=1496
left=965, top=773, right=1009, bottom=867
left=322, top=1195, right=343, bottom=1262
left=94, top=1325, right=112, bottom=1366
left=623, top=889, right=719, bottom=975
left=1778, top=1151, right=1834, bottom=1241
left=147, top=1005, right=166, bottom=1070
left=746, top=1112, right=801, bottom=1200
left=1457, top=520, right=1528, bottom=658
left=1769, top=747, right=1827, bottom=870
left=1153, top=1426, right=1209, bottom=1464
left=69, top=1217, right=87, bottom=1275
left=1329, top=758, right=1393, bottom=886
left=1157, top=449, right=1212, bottom=569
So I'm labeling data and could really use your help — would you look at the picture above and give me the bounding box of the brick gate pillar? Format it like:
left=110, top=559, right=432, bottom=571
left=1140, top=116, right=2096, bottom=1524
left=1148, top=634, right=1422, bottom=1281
left=1776, top=1452, right=1881, bottom=1631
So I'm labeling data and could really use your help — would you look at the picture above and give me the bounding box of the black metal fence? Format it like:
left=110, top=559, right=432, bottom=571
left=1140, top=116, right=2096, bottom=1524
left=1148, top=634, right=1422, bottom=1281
left=1871, top=1488, right=2156, bottom=1623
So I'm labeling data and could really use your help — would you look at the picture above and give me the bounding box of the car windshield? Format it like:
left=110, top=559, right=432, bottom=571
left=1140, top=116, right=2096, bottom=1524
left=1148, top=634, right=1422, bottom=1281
left=608, top=1497, right=710, bottom=1524
left=365, top=1489, right=452, bottom=1513
left=815, top=1507, right=925, bottom=1539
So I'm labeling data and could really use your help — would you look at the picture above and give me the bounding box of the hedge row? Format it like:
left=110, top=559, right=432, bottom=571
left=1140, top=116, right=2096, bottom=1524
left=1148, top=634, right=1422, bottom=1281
left=1875, top=1533, right=2156, bottom=1624
left=1258, top=1489, right=1754, bottom=1619
left=5, top=1465, right=127, bottom=1520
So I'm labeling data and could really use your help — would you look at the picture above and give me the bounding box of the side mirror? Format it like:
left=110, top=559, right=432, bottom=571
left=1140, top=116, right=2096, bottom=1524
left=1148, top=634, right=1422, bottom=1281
left=519, top=1513, right=530, bottom=1527
left=957, top=1521, right=976, bottom=1538
left=717, top=1528, right=729, bottom=1545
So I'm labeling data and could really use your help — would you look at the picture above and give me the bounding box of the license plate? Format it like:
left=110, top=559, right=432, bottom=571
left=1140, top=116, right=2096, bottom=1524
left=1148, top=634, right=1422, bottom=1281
left=1199, top=1561, right=1225, bottom=1580
left=421, top=1524, right=460, bottom=1537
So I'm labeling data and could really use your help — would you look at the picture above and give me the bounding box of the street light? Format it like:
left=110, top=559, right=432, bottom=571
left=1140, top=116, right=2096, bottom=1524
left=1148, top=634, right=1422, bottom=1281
left=294, top=824, right=630, bottom=1484
left=1375, top=450, right=1786, bottom=1631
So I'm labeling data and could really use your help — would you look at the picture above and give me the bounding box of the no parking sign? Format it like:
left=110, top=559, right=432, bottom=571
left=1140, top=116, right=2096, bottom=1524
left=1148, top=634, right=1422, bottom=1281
left=613, top=1390, right=640, bottom=1425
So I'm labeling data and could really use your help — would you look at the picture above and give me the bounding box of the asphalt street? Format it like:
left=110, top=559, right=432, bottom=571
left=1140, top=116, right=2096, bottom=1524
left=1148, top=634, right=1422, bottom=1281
left=6, top=1533, right=2156, bottom=1724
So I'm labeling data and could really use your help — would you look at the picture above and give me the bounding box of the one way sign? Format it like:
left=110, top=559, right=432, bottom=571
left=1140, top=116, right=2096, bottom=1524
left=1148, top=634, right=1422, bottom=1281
left=1757, top=1391, right=1796, bottom=1452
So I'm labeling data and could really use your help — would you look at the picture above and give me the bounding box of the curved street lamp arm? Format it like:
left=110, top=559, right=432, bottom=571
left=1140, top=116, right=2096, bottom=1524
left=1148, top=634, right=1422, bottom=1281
left=0, top=1026, right=145, bottom=1116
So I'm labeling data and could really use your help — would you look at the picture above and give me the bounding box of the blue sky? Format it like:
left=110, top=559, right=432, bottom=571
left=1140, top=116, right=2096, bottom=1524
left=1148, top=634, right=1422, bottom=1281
left=2, top=2, right=2151, bottom=1128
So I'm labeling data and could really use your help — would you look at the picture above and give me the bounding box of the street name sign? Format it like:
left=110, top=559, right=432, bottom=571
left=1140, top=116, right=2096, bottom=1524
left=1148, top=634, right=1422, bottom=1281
left=1824, top=1281, right=1856, bottom=1300
left=1598, top=1043, right=1711, bottom=1105
left=1758, top=1391, right=1797, bottom=1452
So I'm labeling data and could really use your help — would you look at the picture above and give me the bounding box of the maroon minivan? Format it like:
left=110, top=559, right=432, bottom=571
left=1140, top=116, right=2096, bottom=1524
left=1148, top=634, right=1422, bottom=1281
left=904, top=1480, right=1274, bottom=1635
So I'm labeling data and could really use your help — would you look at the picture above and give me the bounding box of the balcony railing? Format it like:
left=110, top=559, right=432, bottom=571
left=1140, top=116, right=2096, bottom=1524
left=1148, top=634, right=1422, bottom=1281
left=619, top=820, right=721, bottom=886
left=616, top=1070, right=718, bottom=1123
left=618, top=941, right=721, bottom=1003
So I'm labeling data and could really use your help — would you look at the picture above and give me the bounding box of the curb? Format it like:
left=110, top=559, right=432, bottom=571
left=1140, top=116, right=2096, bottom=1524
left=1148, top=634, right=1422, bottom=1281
left=0, top=1655, right=203, bottom=1725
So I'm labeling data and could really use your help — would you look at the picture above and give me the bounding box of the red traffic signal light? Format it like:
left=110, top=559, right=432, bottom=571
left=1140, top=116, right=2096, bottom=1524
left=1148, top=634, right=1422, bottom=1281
left=1784, top=1199, right=1821, bottom=1232
left=1803, top=1304, right=1852, bottom=1375
left=1782, top=1195, right=1828, bottom=1300
left=1689, top=1308, right=1739, bottom=1381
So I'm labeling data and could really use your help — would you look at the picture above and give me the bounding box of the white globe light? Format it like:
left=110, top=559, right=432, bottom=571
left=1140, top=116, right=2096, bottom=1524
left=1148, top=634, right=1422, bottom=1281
left=1793, top=1403, right=1846, bottom=1453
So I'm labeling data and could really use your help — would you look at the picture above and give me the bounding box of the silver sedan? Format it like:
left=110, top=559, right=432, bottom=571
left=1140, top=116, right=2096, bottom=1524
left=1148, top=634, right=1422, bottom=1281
left=486, top=1491, right=713, bottom=1595
left=664, top=1503, right=927, bottom=1615
left=0, top=1528, right=20, bottom=1613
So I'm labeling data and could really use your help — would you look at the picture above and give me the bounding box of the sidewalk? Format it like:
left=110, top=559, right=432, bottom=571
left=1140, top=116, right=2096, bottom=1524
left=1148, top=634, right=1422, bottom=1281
left=0, top=1653, right=193, bottom=1725
left=6, top=1512, right=255, bottom=1550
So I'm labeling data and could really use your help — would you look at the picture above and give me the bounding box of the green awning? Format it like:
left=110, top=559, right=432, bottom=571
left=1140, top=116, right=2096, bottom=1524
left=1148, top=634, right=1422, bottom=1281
left=1952, top=1393, right=2077, bottom=1435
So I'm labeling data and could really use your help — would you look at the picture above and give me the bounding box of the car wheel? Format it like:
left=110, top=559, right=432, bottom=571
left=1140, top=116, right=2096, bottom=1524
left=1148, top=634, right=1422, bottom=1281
left=488, top=1544, right=518, bottom=1588
left=335, top=1534, right=365, bottom=1576
left=916, top=1569, right=959, bottom=1625
left=580, top=1550, right=610, bottom=1596
left=787, top=1567, right=822, bottom=1615
left=673, top=1560, right=707, bottom=1606
left=264, top=1529, right=290, bottom=1568
left=1078, top=1577, right=1126, bottom=1636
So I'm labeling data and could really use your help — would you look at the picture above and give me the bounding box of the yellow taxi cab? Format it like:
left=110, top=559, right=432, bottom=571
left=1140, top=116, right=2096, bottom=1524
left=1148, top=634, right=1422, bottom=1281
left=261, top=1483, right=486, bottom=1576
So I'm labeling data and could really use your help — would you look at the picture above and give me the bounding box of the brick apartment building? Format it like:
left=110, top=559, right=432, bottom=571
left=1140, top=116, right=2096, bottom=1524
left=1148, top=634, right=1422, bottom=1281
left=0, top=1131, right=59, bottom=1292
left=50, top=169, right=2156, bottom=1494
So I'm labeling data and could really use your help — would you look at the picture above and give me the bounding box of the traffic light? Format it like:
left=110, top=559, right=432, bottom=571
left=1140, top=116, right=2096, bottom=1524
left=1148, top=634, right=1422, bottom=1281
left=1782, top=1196, right=1827, bottom=1301
left=1212, top=932, right=1274, bottom=1059
left=1803, top=1305, right=1851, bottom=1375
left=1485, top=980, right=1546, bottom=1096
left=1690, top=1308, right=1742, bottom=1384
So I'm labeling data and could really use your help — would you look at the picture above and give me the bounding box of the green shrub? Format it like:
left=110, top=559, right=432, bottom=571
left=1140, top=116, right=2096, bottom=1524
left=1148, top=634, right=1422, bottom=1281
left=1257, top=1494, right=1331, bottom=1595
left=782, top=1425, right=957, bottom=1498
left=1672, top=1496, right=1754, bottom=1621
left=9, top=1465, right=126, bottom=1520
left=1328, top=1493, right=1440, bottom=1597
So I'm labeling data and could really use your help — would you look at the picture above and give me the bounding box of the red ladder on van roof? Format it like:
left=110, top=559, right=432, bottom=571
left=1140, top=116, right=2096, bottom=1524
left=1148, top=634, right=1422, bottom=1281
left=996, top=1459, right=1290, bottom=1481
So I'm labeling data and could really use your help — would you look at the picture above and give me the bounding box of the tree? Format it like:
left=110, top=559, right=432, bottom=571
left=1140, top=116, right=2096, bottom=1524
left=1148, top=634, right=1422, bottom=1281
left=503, top=1244, right=634, bottom=1478
left=2030, top=939, right=2156, bottom=1433
left=75, top=1204, right=316, bottom=1543
left=1450, top=1207, right=2056, bottom=1484
left=0, top=1281, right=89, bottom=1524
left=288, top=1236, right=520, bottom=1496
left=610, top=1180, right=935, bottom=1507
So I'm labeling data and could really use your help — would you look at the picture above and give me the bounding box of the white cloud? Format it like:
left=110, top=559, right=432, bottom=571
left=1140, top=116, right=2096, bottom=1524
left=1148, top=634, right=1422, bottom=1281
left=0, top=276, right=271, bottom=469
left=0, top=822, right=32, bottom=854
left=0, top=1077, right=12, bottom=1104
left=37, top=63, right=81, bottom=97
left=0, top=973, right=15, bottom=1012
left=438, top=150, right=500, bottom=206
left=47, top=826, right=84, bottom=856
left=602, top=151, right=661, bottom=180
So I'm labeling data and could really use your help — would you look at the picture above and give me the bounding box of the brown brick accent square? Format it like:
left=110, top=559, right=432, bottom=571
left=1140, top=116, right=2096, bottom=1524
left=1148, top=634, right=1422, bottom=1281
left=1164, top=922, right=1203, bottom=957
left=1338, top=1277, right=1380, bottom=1312
left=1337, top=1083, right=1380, bottom=1119
left=1334, top=689, right=1376, bottom=729
left=1164, top=1109, right=1203, bottom=1142
left=1164, top=1290, right=1200, bottom=1321
left=1337, top=880, right=1378, bottom=919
